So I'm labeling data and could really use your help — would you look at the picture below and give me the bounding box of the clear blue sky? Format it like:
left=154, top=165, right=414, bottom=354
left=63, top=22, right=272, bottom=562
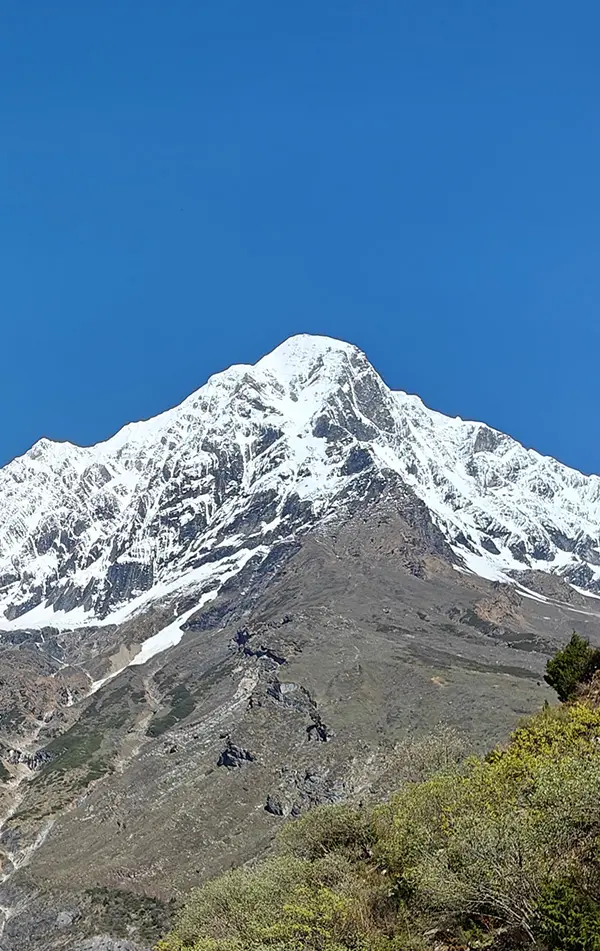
left=2, top=1, right=599, bottom=472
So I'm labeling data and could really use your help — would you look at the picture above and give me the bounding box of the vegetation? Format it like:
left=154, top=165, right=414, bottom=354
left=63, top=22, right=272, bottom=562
left=85, top=886, right=176, bottom=943
left=147, top=684, right=197, bottom=738
left=9, top=682, right=143, bottom=822
left=157, top=638, right=600, bottom=951
left=544, top=632, right=600, bottom=702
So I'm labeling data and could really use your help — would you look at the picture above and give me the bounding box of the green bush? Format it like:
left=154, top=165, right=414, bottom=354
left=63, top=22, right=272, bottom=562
left=277, top=804, right=375, bottom=863
left=544, top=633, right=600, bottom=701
left=537, top=880, right=600, bottom=951
left=157, top=853, right=403, bottom=951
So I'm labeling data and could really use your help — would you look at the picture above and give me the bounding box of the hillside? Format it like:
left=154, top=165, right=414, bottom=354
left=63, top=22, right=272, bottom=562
left=159, top=674, right=600, bottom=951
left=0, top=336, right=600, bottom=949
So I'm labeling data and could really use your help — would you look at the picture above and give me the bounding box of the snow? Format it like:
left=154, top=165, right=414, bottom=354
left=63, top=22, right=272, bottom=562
left=256, top=333, right=358, bottom=386
left=129, top=604, right=201, bottom=668
left=572, top=586, right=600, bottom=601
left=88, top=599, right=208, bottom=695
left=130, top=546, right=266, bottom=666
left=2, top=332, right=600, bottom=648
left=88, top=546, right=269, bottom=692
left=0, top=542, right=269, bottom=635
left=451, top=548, right=512, bottom=583
left=519, top=590, right=549, bottom=604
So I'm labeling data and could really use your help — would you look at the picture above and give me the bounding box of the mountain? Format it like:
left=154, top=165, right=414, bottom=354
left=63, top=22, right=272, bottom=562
left=1, top=335, right=600, bottom=951
left=2, top=334, right=600, bottom=638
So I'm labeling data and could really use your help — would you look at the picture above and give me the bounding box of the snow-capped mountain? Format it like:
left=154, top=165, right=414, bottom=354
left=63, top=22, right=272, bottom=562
left=2, top=334, right=600, bottom=630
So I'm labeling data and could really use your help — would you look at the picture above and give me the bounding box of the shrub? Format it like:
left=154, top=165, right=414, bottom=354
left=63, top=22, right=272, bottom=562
left=277, top=804, right=375, bottom=863
left=158, top=854, right=384, bottom=951
left=170, top=857, right=311, bottom=947
left=545, top=633, right=600, bottom=702
left=536, top=880, right=600, bottom=951
left=375, top=703, right=600, bottom=938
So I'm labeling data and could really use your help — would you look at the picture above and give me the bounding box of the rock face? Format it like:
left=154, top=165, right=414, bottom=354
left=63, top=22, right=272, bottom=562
left=4, top=749, right=52, bottom=770
left=217, top=737, right=255, bottom=768
left=1, top=335, right=600, bottom=951
left=1, top=334, right=600, bottom=638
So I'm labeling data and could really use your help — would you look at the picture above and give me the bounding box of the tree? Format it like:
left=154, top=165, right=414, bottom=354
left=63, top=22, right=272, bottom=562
left=544, top=633, right=600, bottom=702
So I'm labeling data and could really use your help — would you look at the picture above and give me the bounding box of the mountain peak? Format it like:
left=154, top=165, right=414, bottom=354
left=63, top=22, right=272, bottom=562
left=255, top=333, right=362, bottom=384
left=2, top=334, right=600, bottom=632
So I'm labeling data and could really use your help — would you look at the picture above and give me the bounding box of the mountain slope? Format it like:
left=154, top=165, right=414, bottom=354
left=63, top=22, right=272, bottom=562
left=1, top=336, right=600, bottom=950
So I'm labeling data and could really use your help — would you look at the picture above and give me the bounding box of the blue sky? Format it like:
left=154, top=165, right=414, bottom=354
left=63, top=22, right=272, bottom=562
left=2, top=1, right=599, bottom=472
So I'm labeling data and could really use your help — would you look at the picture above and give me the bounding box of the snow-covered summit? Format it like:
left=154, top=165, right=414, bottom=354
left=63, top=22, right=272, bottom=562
left=1, top=333, right=600, bottom=630
left=255, top=333, right=359, bottom=383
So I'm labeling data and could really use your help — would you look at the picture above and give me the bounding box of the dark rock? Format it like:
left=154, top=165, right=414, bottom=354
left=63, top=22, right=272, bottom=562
left=473, top=426, right=502, bottom=454
left=531, top=540, right=553, bottom=561
left=253, top=426, right=283, bottom=456
left=267, top=679, right=315, bottom=715
left=545, top=528, right=576, bottom=553
left=233, top=630, right=287, bottom=666
left=455, top=531, right=477, bottom=554
left=217, top=739, right=255, bottom=769
left=312, top=416, right=351, bottom=443
left=561, top=562, right=600, bottom=593
left=306, top=717, right=333, bottom=743
left=481, top=536, right=500, bottom=555
left=341, top=446, right=373, bottom=476
left=575, top=536, right=600, bottom=566
left=265, top=795, right=285, bottom=817
left=509, top=540, right=530, bottom=564
left=246, top=643, right=286, bottom=666
left=232, top=628, right=251, bottom=648
left=4, top=748, right=53, bottom=771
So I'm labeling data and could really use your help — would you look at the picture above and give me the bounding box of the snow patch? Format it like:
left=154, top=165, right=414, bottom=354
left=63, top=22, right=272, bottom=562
left=89, top=546, right=268, bottom=691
